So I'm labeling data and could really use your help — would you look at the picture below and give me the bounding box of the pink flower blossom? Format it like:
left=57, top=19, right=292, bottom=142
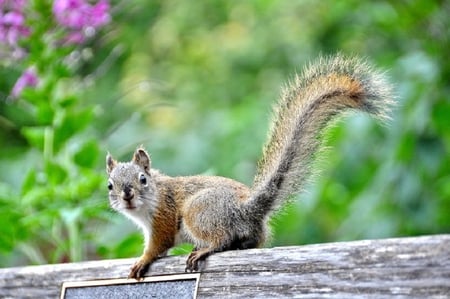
left=3, top=10, right=24, bottom=26
left=0, top=0, right=27, bottom=11
left=0, top=3, right=30, bottom=48
left=89, top=0, right=110, bottom=27
left=11, top=67, right=39, bottom=98
left=64, top=31, right=85, bottom=44
left=52, top=0, right=110, bottom=30
left=52, top=0, right=110, bottom=44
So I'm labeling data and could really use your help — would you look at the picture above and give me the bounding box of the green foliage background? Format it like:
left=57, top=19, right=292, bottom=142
left=0, top=0, right=449, bottom=267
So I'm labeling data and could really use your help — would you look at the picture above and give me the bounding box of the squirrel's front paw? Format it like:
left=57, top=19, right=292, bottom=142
left=129, top=257, right=151, bottom=280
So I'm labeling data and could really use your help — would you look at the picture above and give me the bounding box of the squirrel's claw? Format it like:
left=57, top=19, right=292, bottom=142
left=129, top=258, right=150, bottom=280
left=185, top=248, right=211, bottom=272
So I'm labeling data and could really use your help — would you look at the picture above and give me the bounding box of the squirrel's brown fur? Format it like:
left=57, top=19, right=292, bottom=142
left=106, top=55, right=393, bottom=279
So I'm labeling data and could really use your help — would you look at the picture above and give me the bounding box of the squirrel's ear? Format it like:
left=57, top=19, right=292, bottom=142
left=133, top=147, right=151, bottom=174
left=106, top=152, right=117, bottom=174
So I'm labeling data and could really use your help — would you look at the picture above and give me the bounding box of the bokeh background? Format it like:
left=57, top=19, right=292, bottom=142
left=0, top=0, right=449, bottom=267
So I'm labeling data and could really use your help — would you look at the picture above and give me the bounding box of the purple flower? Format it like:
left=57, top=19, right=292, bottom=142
left=3, top=10, right=24, bottom=26
left=89, top=0, right=110, bottom=28
left=52, top=0, right=110, bottom=30
left=0, top=0, right=27, bottom=11
left=64, top=31, right=85, bottom=44
left=11, top=67, right=39, bottom=98
left=0, top=3, right=30, bottom=48
left=52, top=0, right=110, bottom=45
left=53, top=0, right=87, bottom=30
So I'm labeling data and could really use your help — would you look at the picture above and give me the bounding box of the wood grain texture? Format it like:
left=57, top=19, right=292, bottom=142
left=0, top=235, right=449, bottom=298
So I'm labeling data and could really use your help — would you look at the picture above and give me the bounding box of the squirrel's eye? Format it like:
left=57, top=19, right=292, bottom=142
left=107, top=181, right=113, bottom=191
left=139, top=173, right=147, bottom=185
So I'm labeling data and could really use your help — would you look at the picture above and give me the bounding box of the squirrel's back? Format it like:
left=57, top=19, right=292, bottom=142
left=247, top=55, right=394, bottom=216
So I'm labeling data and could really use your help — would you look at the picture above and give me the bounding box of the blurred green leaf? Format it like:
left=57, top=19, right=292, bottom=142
left=58, top=96, right=78, bottom=108
left=74, top=141, right=100, bottom=168
left=36, top=102, right=54, bottom=125
left=169, top=243, right=195, bottom=256
left=0, top=185, right=24, bottom=253
left=54, top=109, right=93, bottom=152
left=21, top=127, right=45, bottom=150
left=21, top=169, right=37, bottom=196
left=45, top=161, right=68, bottom=185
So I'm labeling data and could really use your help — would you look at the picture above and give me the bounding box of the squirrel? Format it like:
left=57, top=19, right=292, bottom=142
left=106, top=55, right=393, bottom=279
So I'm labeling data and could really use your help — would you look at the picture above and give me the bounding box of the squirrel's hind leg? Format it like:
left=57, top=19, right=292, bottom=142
left=185, top=246, right=213, bottom=272
left=185, top=235, right=260, bottom=272
left=185, top=241, right=231, bottom=272
left=184, top=239, right=232, bottom=272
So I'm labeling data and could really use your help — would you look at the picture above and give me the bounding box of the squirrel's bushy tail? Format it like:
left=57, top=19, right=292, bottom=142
left=247, top=55, right=394, bottom=216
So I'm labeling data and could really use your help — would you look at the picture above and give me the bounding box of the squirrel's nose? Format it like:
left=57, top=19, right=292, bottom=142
left=122, top=185, right=134, bottom=202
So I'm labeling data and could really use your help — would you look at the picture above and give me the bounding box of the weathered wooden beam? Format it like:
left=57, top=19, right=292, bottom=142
left=0, top=235, right=448, bottom=298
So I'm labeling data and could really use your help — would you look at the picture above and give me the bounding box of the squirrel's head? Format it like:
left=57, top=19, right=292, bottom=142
left=106, top=147, right=157, bottom=215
